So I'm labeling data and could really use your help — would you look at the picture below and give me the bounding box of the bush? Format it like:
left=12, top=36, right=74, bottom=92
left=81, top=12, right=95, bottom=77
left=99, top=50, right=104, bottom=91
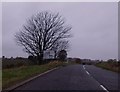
left=47, top=61, right=63, bottom=69
left=75, top=58, right=81, bottom=64
left=2, top=58, right=34, bottom=69
left=58, top=50, right=67, bottom=61
left=28, top=55, right=34, bottom=60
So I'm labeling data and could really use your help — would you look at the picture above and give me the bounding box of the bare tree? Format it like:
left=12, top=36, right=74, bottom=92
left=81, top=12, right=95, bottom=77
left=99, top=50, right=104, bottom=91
left=51, top=40, right=69, bottom=59
left=15, top=11, right=71, bottom=64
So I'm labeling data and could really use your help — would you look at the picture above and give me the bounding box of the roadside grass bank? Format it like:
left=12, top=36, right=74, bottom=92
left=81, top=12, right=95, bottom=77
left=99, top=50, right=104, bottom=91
left=2, top=61, right=64, bottom=89
left=0, top=70, right=2, bottom=91
left=95, top=62, right=120, bottom=73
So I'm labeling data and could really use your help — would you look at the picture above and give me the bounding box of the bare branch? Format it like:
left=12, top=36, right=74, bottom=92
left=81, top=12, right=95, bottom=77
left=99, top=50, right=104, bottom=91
left=15, top=11, right=72, bottom=63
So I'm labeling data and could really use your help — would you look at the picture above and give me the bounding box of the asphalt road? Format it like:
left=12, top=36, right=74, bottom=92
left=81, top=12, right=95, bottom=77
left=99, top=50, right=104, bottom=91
left=85, top=65, right=119, bottom=91
left=13, top=64, right=119, bottom=91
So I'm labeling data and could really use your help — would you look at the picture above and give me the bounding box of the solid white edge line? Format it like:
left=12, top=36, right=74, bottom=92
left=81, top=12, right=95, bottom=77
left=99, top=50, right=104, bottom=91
left=100, top=85, right=109, bottom=92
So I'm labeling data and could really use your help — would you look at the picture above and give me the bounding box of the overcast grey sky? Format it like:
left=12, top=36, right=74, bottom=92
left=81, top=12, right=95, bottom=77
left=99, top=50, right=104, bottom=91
left=2, top=2, right=118, bottom=60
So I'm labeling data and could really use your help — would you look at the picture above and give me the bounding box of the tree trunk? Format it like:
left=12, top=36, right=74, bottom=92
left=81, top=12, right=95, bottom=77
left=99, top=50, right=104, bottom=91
left=37, top=52, right=43, bottom=65
left=54, top=51, right=57, bottom=59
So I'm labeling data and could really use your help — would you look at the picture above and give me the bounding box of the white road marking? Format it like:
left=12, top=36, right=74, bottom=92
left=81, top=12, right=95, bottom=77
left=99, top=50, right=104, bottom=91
left=82, top=65, right=109, bottom=92
left=86, top=71, right=90, bottom=75
left=83, top=65, right=90, bottom=75
left=83, top=65, right=85, bottom=70
left=100, top=85, right=109, bottom=92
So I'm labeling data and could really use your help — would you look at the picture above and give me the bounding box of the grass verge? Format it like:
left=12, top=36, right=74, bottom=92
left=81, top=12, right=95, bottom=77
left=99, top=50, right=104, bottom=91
left=95, top=62, right=120, bottom=73
left=2, top=61, right=64, bottom=89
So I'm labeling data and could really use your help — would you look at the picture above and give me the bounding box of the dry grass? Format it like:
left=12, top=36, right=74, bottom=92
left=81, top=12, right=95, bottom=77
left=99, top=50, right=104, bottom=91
left=95, top=62, right=120, bottom=73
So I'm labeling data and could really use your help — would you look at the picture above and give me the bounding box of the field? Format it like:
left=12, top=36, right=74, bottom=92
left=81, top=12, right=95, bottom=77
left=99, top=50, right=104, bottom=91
left=95, top=61, right=120, bottom=73
left=2, top=61, right=64, bottom=89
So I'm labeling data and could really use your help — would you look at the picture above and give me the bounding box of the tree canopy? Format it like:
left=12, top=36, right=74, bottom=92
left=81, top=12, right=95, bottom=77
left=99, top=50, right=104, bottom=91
left=15, top=11, right=71, bottom=64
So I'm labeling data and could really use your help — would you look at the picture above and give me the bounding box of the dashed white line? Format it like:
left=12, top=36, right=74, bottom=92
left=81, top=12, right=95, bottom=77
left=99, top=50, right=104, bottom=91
left=86, top=71, right=90, bottom=75
left=83, top=65, right=85, bottom=70
left=83, top=65, right=90, bottom=75
left=82, top=65, right=109, bottom=92
left=100, top=85, right=109, bottom=92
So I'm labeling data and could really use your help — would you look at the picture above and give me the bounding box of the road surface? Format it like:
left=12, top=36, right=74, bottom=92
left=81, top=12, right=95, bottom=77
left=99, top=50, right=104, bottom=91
left=13, top=64, right=119, bottom=91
